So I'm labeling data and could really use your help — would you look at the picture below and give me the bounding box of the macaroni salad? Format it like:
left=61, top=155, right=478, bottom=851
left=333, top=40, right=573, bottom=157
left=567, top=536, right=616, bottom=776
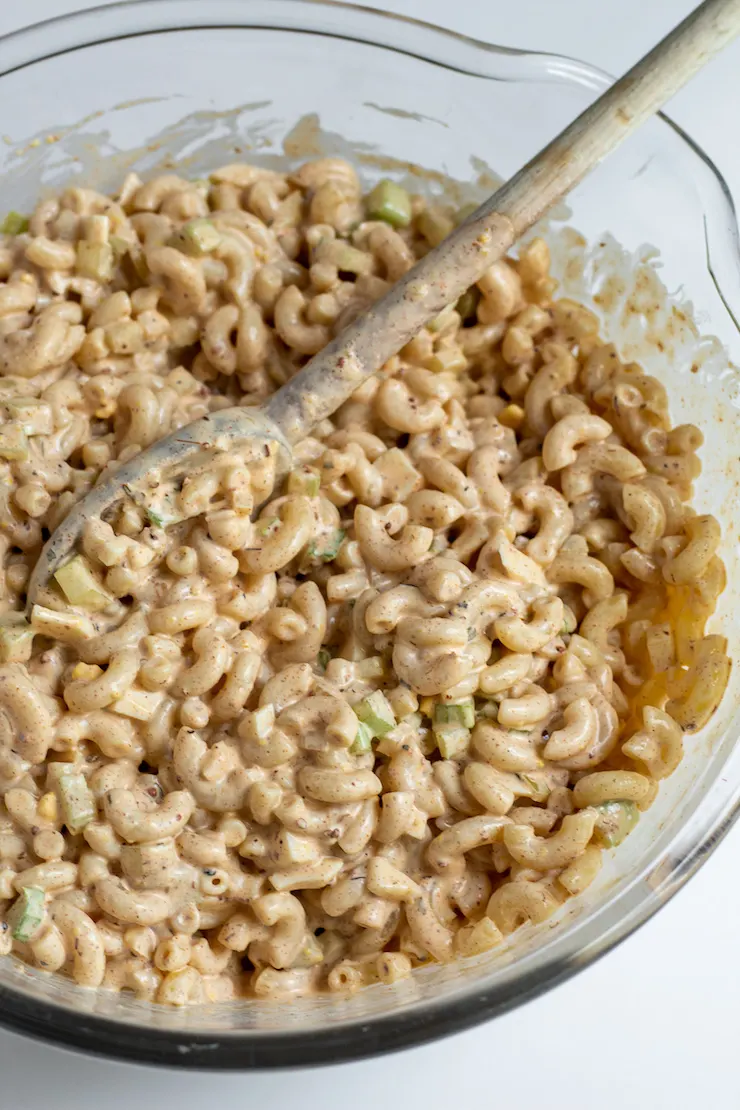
left=0, top=159, right=729, bottom=1005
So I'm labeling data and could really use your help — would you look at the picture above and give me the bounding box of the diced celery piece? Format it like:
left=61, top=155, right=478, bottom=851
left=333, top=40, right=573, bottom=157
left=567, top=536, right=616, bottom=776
left=8, top=887, right=45, bottom=941
left=477, top=702, right=499, bottom=721
left=435, top=723, right=470, bottom=759
left=170, top=219, right=221, bottom=257
left=258, top=517, right=280, bottom=537
left=287, top=467, right=321, bottom=497
left=0, top=615, right=34, bottom=663
left=0, top=424, right=29, bottom=461
left=435, top=699, right=475, bottom=730
left=76, top=241, right=114, bottom=282
left=308, top=529, right=345, bottom=563
left=1, top=212, right=29, bottom=236
left=561, top=608, right=577, bottom=635
left=355, top=690, right=396, bottom=737
left=457, top=700, right=476, bottom=728
left=59, top=773, right=95, bottom=833
left=111, top=688, right=164, bottom=722
left=350, top=720, right=375, bottom=755
left=518, top=773, right=550, bottom=801
left=427, top=304, right=457, bottom=333
left=145, top=509, right=166, bottom=528
left=6, top=399, right=53, bottom=436
left=331, top=242, right=372, bottom=274
left=317, top=648, right=332, bottom=671
left=366, top=179, right=412, bottom=229
left=121, top=484, right=179, bottom=530
left=456, top=287, right=480, bottom=321
left=54, top=555, right=111, bottom=612
left=252, top=705, right=275, bottom=740
left=593, top=800, right=640, bottom=848
left=426, top=348, right=467, bottom=375
left=143, top=503, right=182, bottom=530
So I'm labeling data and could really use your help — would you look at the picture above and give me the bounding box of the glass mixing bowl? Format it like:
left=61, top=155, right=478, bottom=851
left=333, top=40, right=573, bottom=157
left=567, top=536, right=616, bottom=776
left=0, top=0, right=738, bottom=1070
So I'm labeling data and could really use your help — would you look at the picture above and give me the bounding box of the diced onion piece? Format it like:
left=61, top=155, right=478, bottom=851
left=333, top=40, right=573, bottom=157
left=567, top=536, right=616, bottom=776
left=287, top=467, right=321, bottom=498
left=357, top=657, right=385, bottom=681
left=252, top=705, right=275, bottom=740
left=170, top=219, right=221, bottom=257
left=111, top=688, right=165, bottom=722
left=366, top=180, right=412, bottom=229
left=280, top=831, right=321, bottom=866
left=109, top=235, right=132, bottom=258
left=0, top=424, right=29, bottom=461
left=54, top=555, right=111, bottom=612
left=355, top=690, right=396, bottom=737
left=376, top=714, right=423, bottom=757
left=294, top=934, right=324, bottom=967
left=59, top=772, right=96, bottom=833
left=592, top=800, right=640, bottom=848
left=1, top=212, right=29, bottom=236
left=76, top=241, right=115, bottom=282
left=8, top=887, right=45, bottom=942
left=426, top=304, right=458, bottom=334
left=426, top=348, right=467, bottom=375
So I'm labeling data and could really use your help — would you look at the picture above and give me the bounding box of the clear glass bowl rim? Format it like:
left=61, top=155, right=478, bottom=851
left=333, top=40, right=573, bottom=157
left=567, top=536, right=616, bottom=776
left=0, top=0, right=738, bottom=1071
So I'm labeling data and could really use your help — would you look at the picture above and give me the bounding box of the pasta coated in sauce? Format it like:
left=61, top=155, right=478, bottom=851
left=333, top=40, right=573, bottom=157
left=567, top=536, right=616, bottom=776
left=0, top=160, right=729, bottom=1005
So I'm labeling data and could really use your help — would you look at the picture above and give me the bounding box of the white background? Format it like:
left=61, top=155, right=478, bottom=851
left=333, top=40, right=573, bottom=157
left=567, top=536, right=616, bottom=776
left=0, top=2, right=738, bottom=1107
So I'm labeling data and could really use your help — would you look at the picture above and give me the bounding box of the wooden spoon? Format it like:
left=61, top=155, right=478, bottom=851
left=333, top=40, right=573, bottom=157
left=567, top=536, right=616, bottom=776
left=27, top=0, right=740, bottom=604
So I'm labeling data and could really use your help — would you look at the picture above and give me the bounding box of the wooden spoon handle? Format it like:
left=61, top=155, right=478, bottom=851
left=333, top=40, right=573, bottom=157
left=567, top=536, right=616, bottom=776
left=266, top=0, right=740, bottom=445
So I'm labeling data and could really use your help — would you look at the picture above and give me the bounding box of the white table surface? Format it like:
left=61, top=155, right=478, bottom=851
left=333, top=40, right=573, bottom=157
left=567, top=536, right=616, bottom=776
left=0, top=1, right=738, bottom=1107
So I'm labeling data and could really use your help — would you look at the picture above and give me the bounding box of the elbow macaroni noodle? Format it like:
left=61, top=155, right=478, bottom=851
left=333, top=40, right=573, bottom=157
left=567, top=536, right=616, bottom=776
left=0, top=159, right=729, bottom=1005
